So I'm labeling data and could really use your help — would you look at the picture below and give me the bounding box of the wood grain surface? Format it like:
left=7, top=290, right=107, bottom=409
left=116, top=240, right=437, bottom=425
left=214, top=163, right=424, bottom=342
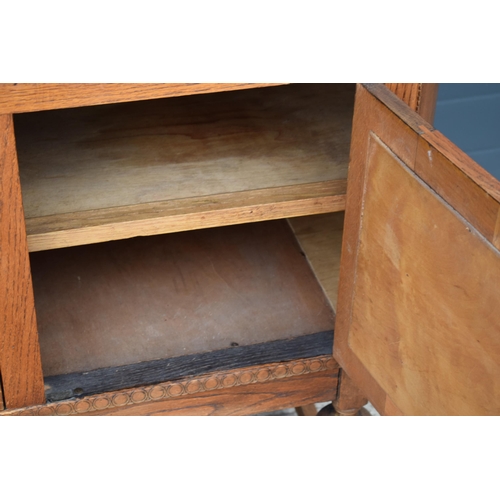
left=350, top=136, right=500, bottom=415
left=417, top=84, right=439, bottom=124
left=2, top=355, right=338, bottom=416
left=26, top=180, right=346, bottom=252
left=336, top=84, right=500, bottom=415
left=0, top=83, right=285, bottom=114
left=44, top=330, right=333, bottom=401
left=333, top=369, right=367, bottom=415
left=14, top=84, right=354, bottom=250
left=385, top=83, right=421, bottom=111
left=0, top=114, right=45, bottom=408
left=415, top=134, right=500, bottom=250
left=385, top=83, right=438, bottom=123
left=32, top=220, right=335, bottom=377
left=288, top=212, right=344, bottom=311
left=334, top=86, right=395, bottom=413
left=295, top=403, right=318, bottom=416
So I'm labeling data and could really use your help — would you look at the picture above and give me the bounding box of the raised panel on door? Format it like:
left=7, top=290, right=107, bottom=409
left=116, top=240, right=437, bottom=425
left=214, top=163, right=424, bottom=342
left=335, top=84, right=500, bottom=416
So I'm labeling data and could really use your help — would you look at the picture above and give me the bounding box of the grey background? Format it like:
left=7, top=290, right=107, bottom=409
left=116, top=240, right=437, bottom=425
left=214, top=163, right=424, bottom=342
left=434, top=83, right=500, bottom=179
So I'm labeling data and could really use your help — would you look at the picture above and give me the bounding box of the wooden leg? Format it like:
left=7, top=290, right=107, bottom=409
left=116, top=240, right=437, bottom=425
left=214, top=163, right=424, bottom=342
left=317, top=369, right=368, bottom=416
left=295, top=403, right=318, bottom=416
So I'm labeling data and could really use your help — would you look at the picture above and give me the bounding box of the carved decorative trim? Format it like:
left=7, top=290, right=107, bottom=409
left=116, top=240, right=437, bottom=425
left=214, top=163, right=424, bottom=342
left=2, top=355, right=336, bottom=416
left=416, top=83, right=423, bottom=114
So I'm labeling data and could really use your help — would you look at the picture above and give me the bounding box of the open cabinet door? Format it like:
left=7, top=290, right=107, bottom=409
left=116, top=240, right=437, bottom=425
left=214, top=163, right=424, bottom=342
left=335, top=84, right=500, bottom=416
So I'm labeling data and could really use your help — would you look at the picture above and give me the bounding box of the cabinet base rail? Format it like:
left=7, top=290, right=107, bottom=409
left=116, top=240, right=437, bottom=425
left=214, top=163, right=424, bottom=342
left=2, top=353, right=338, bottom=416
left=44, top=330, right=334, bottom=402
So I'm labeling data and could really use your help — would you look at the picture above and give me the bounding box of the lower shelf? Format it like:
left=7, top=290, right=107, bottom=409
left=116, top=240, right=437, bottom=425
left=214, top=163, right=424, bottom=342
left=30, top=219, right=336, bottom=395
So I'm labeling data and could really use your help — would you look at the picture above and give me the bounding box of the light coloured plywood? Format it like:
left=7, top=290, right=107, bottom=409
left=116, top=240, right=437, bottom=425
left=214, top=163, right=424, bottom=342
left=336, top=84, right=500, bottom=416
left=349, top=135, right=500, bottom=415
left=32, top=220, right=334, bottom=377
left=14, top=84, right=354, bottom=250
left=288, top=212, right=344, bottom=311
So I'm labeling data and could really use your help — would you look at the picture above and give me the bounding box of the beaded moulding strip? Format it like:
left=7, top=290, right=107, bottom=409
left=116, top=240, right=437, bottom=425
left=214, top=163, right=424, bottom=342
left=2, top=355, right=336, bottom=416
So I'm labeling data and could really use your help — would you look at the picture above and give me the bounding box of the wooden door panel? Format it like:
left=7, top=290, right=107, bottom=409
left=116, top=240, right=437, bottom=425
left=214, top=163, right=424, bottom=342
left=335, top=84, right=500, bottom=415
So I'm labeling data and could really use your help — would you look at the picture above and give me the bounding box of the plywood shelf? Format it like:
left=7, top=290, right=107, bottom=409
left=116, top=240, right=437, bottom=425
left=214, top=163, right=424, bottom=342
left=15, top=84, right=354, bottom=251
left=31, top=220, right=335, bottom=380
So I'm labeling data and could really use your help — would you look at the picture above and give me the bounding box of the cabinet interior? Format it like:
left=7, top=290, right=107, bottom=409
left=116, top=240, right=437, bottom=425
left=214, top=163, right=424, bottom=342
left=13, top=84, right=352, bottom=400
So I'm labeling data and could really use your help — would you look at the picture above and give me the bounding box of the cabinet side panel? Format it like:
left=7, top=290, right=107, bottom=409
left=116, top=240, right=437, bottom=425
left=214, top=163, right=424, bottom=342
left=0, top=114, right=45, bottom=408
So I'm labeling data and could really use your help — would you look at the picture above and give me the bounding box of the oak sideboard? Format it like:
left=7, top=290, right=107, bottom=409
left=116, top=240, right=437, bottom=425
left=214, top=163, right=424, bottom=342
left=1, top=83, right=497, bottom=416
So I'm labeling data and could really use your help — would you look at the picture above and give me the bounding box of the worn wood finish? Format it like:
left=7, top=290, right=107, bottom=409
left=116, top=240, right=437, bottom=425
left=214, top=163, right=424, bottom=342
left=27, top=180, right=346, bottom=252
left=385, top=83, right=421, bottom=111
left=333, top=369, right=367, bottom=415
left=14, top=84, right=354, bottom=251
left=415, top=134, right=500, bottom=250
left=421, top=129, right=500, bottom=204
left=0, top=83, right=285, bottom=114
left=2, top=355, right=338, bottom=416
left=384, top=83, right=438, bottom=123
left=32, top=220, right=334, bottom=377
left=336, top=84, right=500, bottom=415
left=417, top=84, right=439, bottom=124
left=349, top=136, right=500, bottom=415
left=44, top=330, right=334, bottom=401
left=334, top=86, right=400, bottom=413
left=335, top=84, right=440, bottom=413
left=288, top=212, right=344, bottom=311
left=0, top=114, right=45, bottom=409
left=106, top=371, right=336, bottom=416
left=295, top=404, right=318, bottom=416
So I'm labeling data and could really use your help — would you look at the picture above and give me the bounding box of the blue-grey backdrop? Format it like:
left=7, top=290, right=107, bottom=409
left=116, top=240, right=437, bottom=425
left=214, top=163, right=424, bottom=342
left=434, top=84, right=500, bottom=179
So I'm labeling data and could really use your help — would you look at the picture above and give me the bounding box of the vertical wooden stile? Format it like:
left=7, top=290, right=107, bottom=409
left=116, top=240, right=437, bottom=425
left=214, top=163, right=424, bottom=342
left=385, top=83, right=421, bottom=111
left=385, top=83, right=438, bottom=123
left=0, top=114, right=45, bottom=408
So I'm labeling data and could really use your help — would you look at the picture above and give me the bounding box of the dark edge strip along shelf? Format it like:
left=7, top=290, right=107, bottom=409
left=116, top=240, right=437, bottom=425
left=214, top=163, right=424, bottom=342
left=44, top=330, right=334, bottom=402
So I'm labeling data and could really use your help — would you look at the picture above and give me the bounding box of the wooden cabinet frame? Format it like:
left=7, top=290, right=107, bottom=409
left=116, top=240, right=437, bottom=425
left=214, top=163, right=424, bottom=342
left=5, top=82, right=478, bottom=416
